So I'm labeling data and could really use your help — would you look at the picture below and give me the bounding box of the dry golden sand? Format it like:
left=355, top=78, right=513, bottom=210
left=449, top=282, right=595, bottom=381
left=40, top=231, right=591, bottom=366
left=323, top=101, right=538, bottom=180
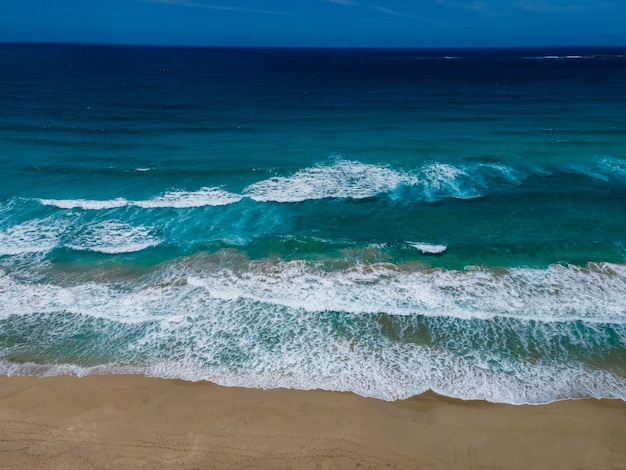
left=0, top=374, right=625, bottom=469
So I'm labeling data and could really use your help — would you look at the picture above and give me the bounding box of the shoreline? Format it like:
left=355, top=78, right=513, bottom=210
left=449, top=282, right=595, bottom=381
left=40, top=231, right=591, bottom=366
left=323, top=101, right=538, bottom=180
left=1, top=374, right=625, bottom=469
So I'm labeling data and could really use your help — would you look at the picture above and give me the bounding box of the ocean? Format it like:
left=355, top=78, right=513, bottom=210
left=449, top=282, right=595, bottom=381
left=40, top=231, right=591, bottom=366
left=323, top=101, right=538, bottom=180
left=1, top=43, right=625, bottom=404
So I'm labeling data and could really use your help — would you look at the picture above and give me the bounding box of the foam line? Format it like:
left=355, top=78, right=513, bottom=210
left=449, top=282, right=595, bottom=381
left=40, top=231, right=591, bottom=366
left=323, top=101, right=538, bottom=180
left=0, top=219, right=64, bottom=256
left=405, top=241, right=448, bottom=254
left=39, top=198, right=129, bottom=210
left=244, top=160, right=413, bottom=202
left=1, top=259, right=625, bottom=404
left=133, top=188, right=243, bottom=208
left=30, top=157, right=626, bottom=210
left=40, top=188, right=242, bottom=210
left=66, top=221, right=162, bottom=254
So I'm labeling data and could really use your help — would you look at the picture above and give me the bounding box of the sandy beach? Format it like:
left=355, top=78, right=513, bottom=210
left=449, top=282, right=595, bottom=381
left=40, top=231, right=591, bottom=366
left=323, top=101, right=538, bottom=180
left=0, top=374, right=624, bottom=469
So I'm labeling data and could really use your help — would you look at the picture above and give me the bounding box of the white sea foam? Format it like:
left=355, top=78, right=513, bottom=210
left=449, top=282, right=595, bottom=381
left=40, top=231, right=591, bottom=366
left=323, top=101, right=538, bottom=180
left=417, top=163, right=476, bottom=199
left=244, top=160, right=415, bottom=202
left=589, top=157, right=626, bottom=182
left=134, top=187, right=243, bottom=208
left=0, top=353, right=623, bottom=405
left=0, top=219, right=63, bottom=256
left=1, top=260, right=625, bottom=404
left=40, top=188, right=242, bottom=211
left=0, top=217, right=161, bottom=257
left=415, top=162, right=521, bottom=201
left=242, top=159, right=519, bottom=203
left=4, top=259, right=625, bottom=326
left=405, top=241, right=447, bottom=254
left=185, top=261, right=626, bottom=323
left=40, top=198, right=129, bottom=210
left=525, top=55, right=596, bottom=60
left=0, top=273, right=155, bottom=322
left=34, top=160, right=525, bottom=210
left=66, top=221, right=162, bottom=254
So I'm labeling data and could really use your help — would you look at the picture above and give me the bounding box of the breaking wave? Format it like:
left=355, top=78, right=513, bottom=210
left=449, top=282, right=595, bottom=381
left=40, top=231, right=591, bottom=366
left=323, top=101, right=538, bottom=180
left=1, top=257, right=625, bottom=404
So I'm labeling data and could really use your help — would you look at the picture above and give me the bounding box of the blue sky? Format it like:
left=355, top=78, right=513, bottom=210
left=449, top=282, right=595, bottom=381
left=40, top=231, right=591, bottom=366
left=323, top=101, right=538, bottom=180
left=1, top=0, right=624, bottom=47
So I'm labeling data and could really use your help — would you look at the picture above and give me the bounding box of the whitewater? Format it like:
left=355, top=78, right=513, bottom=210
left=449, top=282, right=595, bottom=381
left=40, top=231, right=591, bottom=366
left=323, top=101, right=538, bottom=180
left=1, top=44, right=625, bottom=404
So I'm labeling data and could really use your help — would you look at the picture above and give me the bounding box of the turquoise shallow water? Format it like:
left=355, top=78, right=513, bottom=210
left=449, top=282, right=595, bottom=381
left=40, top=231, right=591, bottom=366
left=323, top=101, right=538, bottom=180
left=0, top=44, right=625, bottom=403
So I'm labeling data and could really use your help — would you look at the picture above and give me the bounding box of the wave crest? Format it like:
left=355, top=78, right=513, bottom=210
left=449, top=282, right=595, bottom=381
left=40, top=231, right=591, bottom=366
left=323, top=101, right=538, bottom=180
left=40, top=188, right=242, bottom=210
left=27, top=156, right=626, bottom=211
left=1, top=259, right=625, bottom=404
left=244, top=160, right=413, bottom=202
left=134, top=188, right=243, bottom=208
left=39, top=198, right=128, bottom=210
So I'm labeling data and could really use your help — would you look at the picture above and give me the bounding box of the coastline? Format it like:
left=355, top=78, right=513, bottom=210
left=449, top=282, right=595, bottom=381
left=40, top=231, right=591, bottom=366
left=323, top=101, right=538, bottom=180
left=1, top=374, right=625, bottom=469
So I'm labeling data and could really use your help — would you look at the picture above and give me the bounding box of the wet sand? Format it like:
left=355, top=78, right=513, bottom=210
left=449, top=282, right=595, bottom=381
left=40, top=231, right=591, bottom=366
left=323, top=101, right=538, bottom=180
left=0, top=374, right=625, bottom=469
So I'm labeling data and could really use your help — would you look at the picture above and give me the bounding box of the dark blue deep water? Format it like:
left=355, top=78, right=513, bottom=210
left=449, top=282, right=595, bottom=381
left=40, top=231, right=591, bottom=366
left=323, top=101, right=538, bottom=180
left=1, top=44, right=625, bottom=403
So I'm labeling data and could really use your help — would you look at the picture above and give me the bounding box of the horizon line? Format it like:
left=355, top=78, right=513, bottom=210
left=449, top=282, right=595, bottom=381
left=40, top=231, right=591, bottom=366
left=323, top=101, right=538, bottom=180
left=1, top=40, right=625, bottom=51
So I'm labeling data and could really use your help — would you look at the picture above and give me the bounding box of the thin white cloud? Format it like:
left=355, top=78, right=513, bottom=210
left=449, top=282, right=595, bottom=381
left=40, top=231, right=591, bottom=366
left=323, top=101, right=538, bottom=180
left=143, top=0, right=293, bottom=16
left=370, top=5, right=425, bottom=20
left=433, top=0, right=489, bottom=11
left=326, top=0, right=425, bottom=21
left=515, top=1, right=586, bottom=13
